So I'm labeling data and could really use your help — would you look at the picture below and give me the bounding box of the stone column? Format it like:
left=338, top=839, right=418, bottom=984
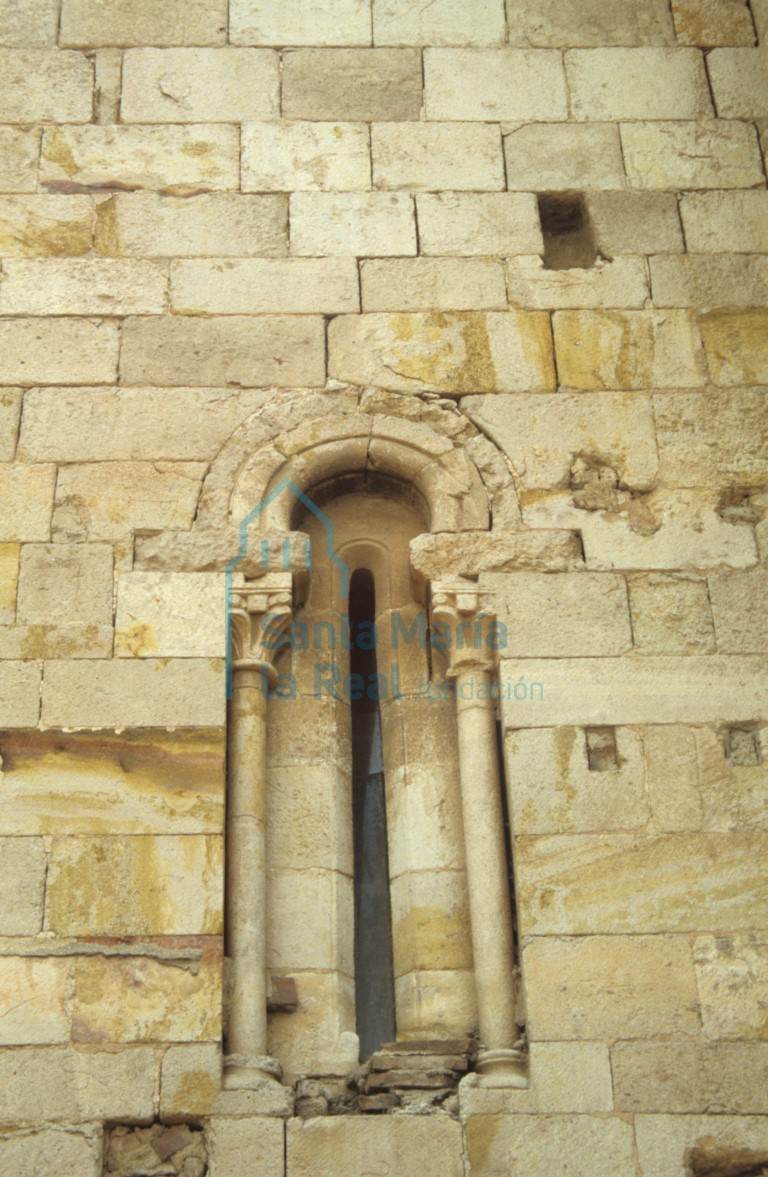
left=224, top=573, right=292, bottom=1090
left=431, top=580, right=527, bottom=1088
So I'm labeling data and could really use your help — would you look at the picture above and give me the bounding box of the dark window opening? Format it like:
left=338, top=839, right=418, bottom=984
left=538, top=192, right=598, bottom=270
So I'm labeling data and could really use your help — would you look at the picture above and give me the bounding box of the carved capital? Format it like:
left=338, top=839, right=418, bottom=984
left=430, top=577, right=498, bottom=676
left=230, top=572, right=293, bottom=681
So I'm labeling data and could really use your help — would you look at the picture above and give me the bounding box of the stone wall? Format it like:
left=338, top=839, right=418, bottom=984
left=1, top=0, right=768, bottom=1174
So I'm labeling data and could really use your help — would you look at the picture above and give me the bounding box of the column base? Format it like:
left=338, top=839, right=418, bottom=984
left=223, top=1053, right=283, bottom=1089
left=475, top=1047, right=529, bottom=1088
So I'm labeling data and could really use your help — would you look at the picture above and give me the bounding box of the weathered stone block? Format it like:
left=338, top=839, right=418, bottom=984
left=269, top=970, right=357, bottom=1080
left=645, top=725, right=703, bottom=833
left=0, top=836, right=46, bottom=934
left=17, top=542, right=112, bottom=626
left=267, top=762, right=352, bottom=873
left=694, top=934, right=768, bottom=1041
left=390, top=870, right=471, bottom=974
left=267, top=869, right=353, bottom=972
left=651, top=253, right=768, bottom=309
left=522, top=936, right=700, bottom=1040
left=635, top=1114, right=768, bottom=1177
left=171, top=257, right=359, bottom=314
left=0, top=623, right=113, bottom=660
left=374, top=0, right=505, bottom=45
left=0, top=319, right=118, bottom=385
left=361, top=258, right=506, bottom=311
left=0, top=0, right=59, bottom=46
left=329, top=311, right=555, bottom=393
left=672, top=0, right=756, bottom=45
left=697, top=726, right=768, bottom=832
left=207, top=1117, right=284, bottom=1177
left=52, top=460, right=204, bottom=540
left=466, top=1114, right=635, bottom=1177
left=160, top=1043, right=221, bottom=1119
left=701, top=309, right=768, bottom=384
left=416, top=193, right=543, bottom=256
left=115, top=571, right=224, bottom=657
left=41, top=659, right=226, bottom=728
left=655, top=389, right=768, bottom=489
left=504, top=122, right=626, bottom=190
left=0, top=259, right=167, bottom=316
left=0, top=1127, right=101, bottom=1177
left=0, top=389, right=21, bottom=462
left=409, top=531, right=582, bottom=578
left=282, top=49, right=422, bottom=121
left=0, top=50, right=92, bottom=122
left=41, top=126, right=239, bottom=195
left=424, top=48, right=568, bottom=119
left=506, top=256, right=648, bottom=309
left=0, top=195, right=93, bottom=257
left=587, top=191, right=683, bottom=255
left=95, top=192, right=287, bottom=257
left=0, top=542, right=18, bottom=623
left=612, top=1041, right=768, bottom=1112
left=566, top=48, right=711, bottom=119
left=0, top=958, right=72, bottom=1045
left=231, top=0, right=370, bottom=46
left=288, top=1116, right=463, bottom=1177
left=120, top=315, right=325, bottom=386
left=372, top=123, right=504, bottom=190
left=554, top=310, right=704, bottom=390
left=621, top=120, right=763, bottom=188
left=290, top=192, right=415, bottom=256
left=0, top=1046, right=156, bottom=1124
left=46, top=834, right=223, bottom=935
left=508, top=0, right=675, bottom=45
left=709, top=568, right=768, bottom=653
left=460, top=1042, right=613, bottom=1115
left=60, top=0, right=228, bottom=46
left=680, top=190, right=768, bottom=253
left=242, top=122, right=370, bottom=192
left=121, top=48, right=279, bottom=122
left=0, top=463, right=55, bottom=540
left=515, top=829, right=768, bottom=934
left=0, top=128, right=40, bottom=193
left=505, top=727, right=647, bottom=834
left=485, top=571, right=632, bottom=656
left=629, top=574, right=716, bottom=654
left=709, top=47, right=768, bottom=116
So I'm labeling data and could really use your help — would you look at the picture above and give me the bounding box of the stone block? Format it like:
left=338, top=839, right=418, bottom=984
left=41, top=658, right=226, bottom=728
left=0, top=1127, right=101, bottom=1177
left=121, top=48, right=279, bottom=122
left=505, top=726, right=647, bottom=835
left=497, top=654, right=768, bottom=728
left=394, top=968, right=476, bottom=1038
left=409, top=531, right=583, bottom=578
left=120, top=315, right=325, bottom=386
left=171, top=257, right=359, bottom=314
left=629, top=574, right=716, bottom=654
left=694, top=934, right=768, bottom=1040
left=635, top=1114, right=768, bottom=1177
left=485, top=571, right=632, bottom=656
left=390, top=870, right=471, bottom=975
left=554, top=310, right=704, bottom=390
left=329, top=311, right=555, bottom=393
left=672, top=0, right=756, bottom=45
left=506, top=256, right=648, bottom=309
left=160, top=1043, right=221, bottom=1118
left=282, top=49, right=422, bottom=121
left=46, top=834, right=223, bottom=935
left=0, top=128, right=40, bottom=193
left=17, top=543, right=112, bottom=626
left=651, top=253, right=768, bottom=309
left=374, top=0, right=505, bottom=45
left=290, top=192, right=415, bottom=256
left=372, top=122, right=504, bottom=190
left=230, top=0, right=370, bottom=46
left=460, top=1042, right=613, bottom=1115
left=612, top=1041, right=768, bottom=1112
left=424, top=48, right=568, bottom=119
left=72, top=952, right=221, bottom=1042
left=40, top=126, right=239, bottom=195
left=269, top=970, right=357, bottom=1080
left=52, top=460, right=204, bottom=540
left=680, top=190, right=768, bottom=253
left=0, top=195, right=93, bottom=257
left=0, top=0, right=59, bottom=46
left=0, top=727, right=224, bottom=836
left=267, top=868, right=353, bottom=972
left=655, top=389, right=768, bottom=488
left=115, top=571, right=224, bottom=658
left=504, top=122, right=626, bottom=190
left=621, top=120, right=763, bottom=188
left=0, top=50, right=92, bottom=122
left=361, top=258, right=506, bottom=311
left=645, top=725, right=703, bottom=833
left=0, top=958, right=72, bottom=1045
left=0, top=542, right=18, bottom=623
left=0, top=389, right=20, bottom=462
left=416, top=193, right=543, bottom=256
left=208, top=1118, right=284, bottom=1177
left=463, top=390, right=657, bottom=490
left=587, top=191, right=683, bottom=255
left=508, top=0, right=675, bottom=45
left=522, top=936, right=700, bottom=1040
left=60, top=0, right=228, bottom=46
left=94, top=48, right=121, bottom=123
left=566, top=48, right=711, bottom=119
left=0, top=623, right=113, bottom=660
left=288, top=1116, right=463, bottom=1177
left=709, top=47, right=768, bottom=116
left=0, top=319, right=118, bottom=385
left=0, top=259, right=167, bottom=316
left=242, top=122, right=370, bottom=192
left=0, top=1046, right=156, bottom=1124
left=515, top=829, right=768, bottom=935
left=697, top=726, right=768, bottom=833
left=0, top=463, right=55, bottom=540
left=95, top=192, right=287, bottom=257
left=0, top=837, right=46, bottom=934
left=267, top=762, right=352, bottom=873
left=701, top=309, right=768, bottom=384
left=709, top=568, right=768, bottom=653
left=465, top=1114, right=635, bottom=1177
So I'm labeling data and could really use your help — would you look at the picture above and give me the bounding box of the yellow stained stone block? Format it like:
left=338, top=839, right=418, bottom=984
left=701, top=310, right=768, bottom=385
left=0, top=542, right=19, bottom=624
left=0, top=957, right=72, bottom=1044
left=554, top=310, right=704, bottom=390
